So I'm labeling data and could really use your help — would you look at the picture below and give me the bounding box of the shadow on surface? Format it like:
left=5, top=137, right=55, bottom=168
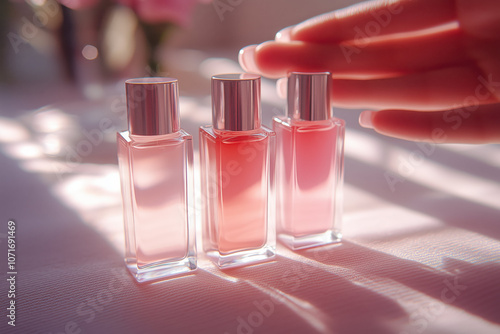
left=298, top=241, right=500, bottom=325
left=223, top=254, right=408, bottom=334
left=344, top=156, right=500, bottom=241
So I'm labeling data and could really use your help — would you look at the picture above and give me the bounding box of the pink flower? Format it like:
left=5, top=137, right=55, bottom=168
left=116, top=0, right=208, bottom=26
left=58, top=0, right=211, bottom=26
left=57, top=0, right=99, bottom=10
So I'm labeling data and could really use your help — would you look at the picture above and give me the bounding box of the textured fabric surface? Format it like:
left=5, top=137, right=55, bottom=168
left=1, top=84, right=499, bottom=334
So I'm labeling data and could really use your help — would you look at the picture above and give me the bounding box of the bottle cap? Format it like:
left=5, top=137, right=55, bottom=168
left=211, top=73, right=261, bottom=131
left=125, top=77, right=180, bottom=135
left=287, top=72, right=332, bottom=121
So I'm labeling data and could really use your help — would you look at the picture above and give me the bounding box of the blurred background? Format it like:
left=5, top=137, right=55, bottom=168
left=0, top=0, right=357, bottom=92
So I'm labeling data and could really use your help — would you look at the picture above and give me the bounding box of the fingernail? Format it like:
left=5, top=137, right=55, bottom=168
left=359, top=110, right=374, bottom=129
left=275, top=26, right=293, bottom=42
left=276, top=77, right=287, bottom=99
left=238, top=45, right=260, bottom=74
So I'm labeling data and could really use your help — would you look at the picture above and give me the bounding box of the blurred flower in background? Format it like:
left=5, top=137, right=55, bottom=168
left=56, top=0, right=211, bottom=79
left=1, top=0, right=210, bottom=92
left=57, top=0, right=99, bottom=10
left=115, top=0, right=211, bottom=26
left=58, top=0, right=210, bottom=26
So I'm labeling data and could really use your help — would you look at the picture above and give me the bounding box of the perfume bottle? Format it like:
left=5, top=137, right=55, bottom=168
left=273, top=72, right=345, bottom=250
left=117, top=77, right=196, bottom=282
left=200, top=74, right=276, bottom=268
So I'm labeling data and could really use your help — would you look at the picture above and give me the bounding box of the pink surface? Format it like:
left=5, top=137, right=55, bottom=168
left=0, top=84, right=499, bottom=334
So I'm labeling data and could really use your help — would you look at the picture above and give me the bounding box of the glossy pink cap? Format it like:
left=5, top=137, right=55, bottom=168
left=287, top=72, right=332, bottom=121
left=125, top=77, right=180, bottom=135
left=211, top=73, right=261, bottom=131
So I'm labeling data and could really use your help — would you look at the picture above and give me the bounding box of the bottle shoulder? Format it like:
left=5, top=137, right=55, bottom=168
left=118, top=129, right=192, bottom=147
left=273, top=116, right=345, bottom=130
left=200, top=125, right=274, bottom=142
left=118, top=130, right=131, bottom=143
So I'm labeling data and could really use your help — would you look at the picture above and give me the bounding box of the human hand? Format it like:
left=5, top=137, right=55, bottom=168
left=238, top=0, right=500, bottom=143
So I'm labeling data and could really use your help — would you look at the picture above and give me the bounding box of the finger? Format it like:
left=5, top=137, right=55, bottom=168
left=331, top=67, right=499, bottom=110
left=239, top=45, right=260, bottom=74
left=358, top=103, right=500, bottom=143
left=290, top=0, right=457, bottom=43
left=275, top=26, right=293, bottom=42
left=249, top=28, right=467, bottom=79
left=276, top=77, right=287, bottom=99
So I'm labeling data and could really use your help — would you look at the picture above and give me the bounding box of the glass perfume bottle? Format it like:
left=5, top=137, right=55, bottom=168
left=117, top=77, right=196, bottom=282
left=273, top=72, right=345, bottom=250
left=200, top=73, right=276, bottom=268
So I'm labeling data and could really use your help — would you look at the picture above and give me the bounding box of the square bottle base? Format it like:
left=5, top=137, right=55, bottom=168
left=278, top=230, right=342, bottom=250
left=126, top=256, right=196, bottom=283
left=206, top=246, right=276, bottom=269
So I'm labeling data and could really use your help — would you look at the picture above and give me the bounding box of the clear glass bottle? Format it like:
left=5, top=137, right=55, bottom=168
left=273, top=72, right=345, bottom=250
left=200, top=74, right=276, bottom=268
left=117, top=77, right=196, bottom=282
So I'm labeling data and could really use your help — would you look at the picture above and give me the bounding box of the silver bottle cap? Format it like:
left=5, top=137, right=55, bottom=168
left=125, top=77, right=180, bottom=135
left=211, top=73, right=261, bottom=131
left=287, top=72, right=332, bottom=121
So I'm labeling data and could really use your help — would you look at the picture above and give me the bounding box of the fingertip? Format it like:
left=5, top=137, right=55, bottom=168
left=359, top=110, right=375, bottom=129
left=275, top=26, right=293, bottom=42
left=245, top=40, right=321, bottom=79
left=251, top=41, right=289, bottom=78
left=254, top=40, right=313, bottom=78
left=276, top=77, right=287, bottom=99
left=238, top=45, right=260, bottom=74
